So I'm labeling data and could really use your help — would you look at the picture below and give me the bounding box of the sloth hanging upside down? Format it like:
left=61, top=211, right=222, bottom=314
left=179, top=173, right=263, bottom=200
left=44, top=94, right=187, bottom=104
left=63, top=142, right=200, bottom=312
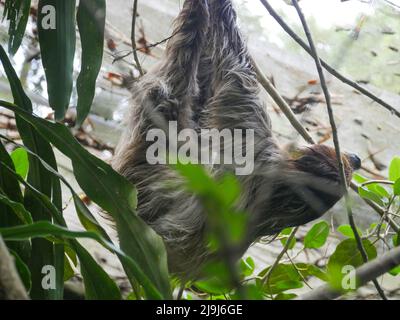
left=112, top=0, right=361, bottom=277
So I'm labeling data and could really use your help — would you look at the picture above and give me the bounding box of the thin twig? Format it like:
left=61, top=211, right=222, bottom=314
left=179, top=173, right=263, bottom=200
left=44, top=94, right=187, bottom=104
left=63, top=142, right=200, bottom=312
left=131, top=0, right=144, bottom=76
left=259, top=0, right=400, bottom=119
left=261, top=226, right=299, bottom=287
left=112, top=34, right=175, bottom=63
left=291, top=0, right=387, bottom=300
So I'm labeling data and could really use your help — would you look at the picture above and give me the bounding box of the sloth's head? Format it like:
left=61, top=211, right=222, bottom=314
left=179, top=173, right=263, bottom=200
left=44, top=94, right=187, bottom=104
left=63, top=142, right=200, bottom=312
left=254, top=144, right=361, bottom=237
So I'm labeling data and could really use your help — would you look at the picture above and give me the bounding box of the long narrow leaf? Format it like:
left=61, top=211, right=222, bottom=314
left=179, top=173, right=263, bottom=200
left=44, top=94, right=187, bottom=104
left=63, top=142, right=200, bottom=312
left=6, top=0, right=31, bottom=55
left=76, top=0, right=106, bottom=126
left=0, top=158, right=163, bottom=299
left=0, top=44, right=63, bottom=299
left=38, top=0, right=76, bottom=120
left=0, top=101, right=172, bottom=299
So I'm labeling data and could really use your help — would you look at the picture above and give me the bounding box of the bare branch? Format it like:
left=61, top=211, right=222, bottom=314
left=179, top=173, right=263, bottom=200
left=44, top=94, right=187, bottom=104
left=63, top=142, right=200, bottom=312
left=131, top=0, right=144, bottom=76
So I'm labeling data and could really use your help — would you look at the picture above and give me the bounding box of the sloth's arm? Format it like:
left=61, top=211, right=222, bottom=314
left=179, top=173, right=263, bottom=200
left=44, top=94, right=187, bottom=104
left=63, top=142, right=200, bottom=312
left=201, top=0, right=272, bottom=140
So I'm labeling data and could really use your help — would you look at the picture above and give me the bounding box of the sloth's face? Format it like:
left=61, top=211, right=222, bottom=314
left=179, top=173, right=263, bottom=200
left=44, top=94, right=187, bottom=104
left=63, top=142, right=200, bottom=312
left=292, top=144, right=361, bottom=184
left=284, top=144, right=361, bottom=223
left=255, top=145, right=362, bottom=236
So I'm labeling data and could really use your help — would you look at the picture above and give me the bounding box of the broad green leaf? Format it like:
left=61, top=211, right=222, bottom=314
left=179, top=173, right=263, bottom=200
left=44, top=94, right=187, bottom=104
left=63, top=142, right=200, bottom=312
left=389, top=265, right=400, bottom=276
left=38, top=0, right=76, bottom=120
left=274, top=292, right=297, bottom=300
left=389, top=156, right=400, bottom=182
left=76, top=0, right=106, bottom=126
left=337, top=224, right=362, bottom=239
left=11, top=147, right=29, bottom=179
left=358, top=186, right=384, bottom=206
left=304, top=221, right=329, bottom=249
left=240, top=257, right=255, bottom=278
left=0, top=102, right=171, bottom=299
left=327, top=238, right=377, bottom=290
left=195, top=278, right=231, bottom=295
left=259, top=264, right=304, bottom=294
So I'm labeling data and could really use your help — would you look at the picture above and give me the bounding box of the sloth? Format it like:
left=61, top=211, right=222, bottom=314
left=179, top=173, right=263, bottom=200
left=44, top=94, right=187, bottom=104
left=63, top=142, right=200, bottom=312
left=113, top=0, right=361, bottom=277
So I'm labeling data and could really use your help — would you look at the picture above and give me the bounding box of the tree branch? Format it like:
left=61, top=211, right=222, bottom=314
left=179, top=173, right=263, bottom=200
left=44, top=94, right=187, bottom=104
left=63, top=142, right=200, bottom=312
left=0, top=235, right=29, bottom=300
left=297, top=245, right=400, bottom=300
left=131, top=0, right=144, bottom=76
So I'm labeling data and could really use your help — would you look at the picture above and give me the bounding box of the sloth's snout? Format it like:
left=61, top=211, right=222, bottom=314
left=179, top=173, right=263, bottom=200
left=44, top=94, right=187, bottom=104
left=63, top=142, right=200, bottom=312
left=347, top=153, right=361, bottom=170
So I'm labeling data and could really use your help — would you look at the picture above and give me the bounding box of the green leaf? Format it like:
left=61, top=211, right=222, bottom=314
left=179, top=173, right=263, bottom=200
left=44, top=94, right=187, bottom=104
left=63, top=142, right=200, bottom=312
left=11, top=147, right=29, bottom=179
left=0, top=44, right=63, bottom=299
left=327, top=238, right=377, bottom=289
left=358, top=186, right=384, bottom=206
left=389, top=156, right=400, bottom=182
left=389, top=265, right=400, bottom=276
left=0, top=221, right=123, bottom=300
left=240, top=257, right=255, bottom=278
left=0, top=192, right=33, bottom=225
left=274, top=292, right=297, bottom=300
left=393, top=179, right=400, bottom=196
left=393, top=234, right=399, bottom=247
left=5, top=0, right=31, bottom=55
left=0, top=140, right=31, bottom=265
left=337, top=224, right=362, bottom=239
left=76, top=0, right=106, bottom=126
left=0, top=102, right=171, bottom=299
left=38, top=0, right=76, bottom=120
left=260, top=264, right=304, bottom=294
left=0, top=158, right=163, bottom=300
left=9, top=249, right=32, bottom=292
left=304, top=221, right=329, bottom=249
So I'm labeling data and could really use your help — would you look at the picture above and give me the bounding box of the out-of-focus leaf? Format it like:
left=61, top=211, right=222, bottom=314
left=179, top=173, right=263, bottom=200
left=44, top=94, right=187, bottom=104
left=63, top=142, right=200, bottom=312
left=389, top=156, right=400, bottom=182
left=38, top=0, right=76, bottom=120
left=76, top=0, right=106, bottom=126
left=0, top=140, right=30, bottom=263
left=11, top=147, right=29, bottom=179
left=304, top=221, right=329, bottom=249
left=274, top=292, right=297, bottom=300
left=280, top=227, right=296, bottom=249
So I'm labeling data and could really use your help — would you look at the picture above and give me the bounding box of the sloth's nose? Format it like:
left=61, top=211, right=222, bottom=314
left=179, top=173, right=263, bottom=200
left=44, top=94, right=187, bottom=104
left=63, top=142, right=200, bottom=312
left=348, top=153, right=361, bottom=170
